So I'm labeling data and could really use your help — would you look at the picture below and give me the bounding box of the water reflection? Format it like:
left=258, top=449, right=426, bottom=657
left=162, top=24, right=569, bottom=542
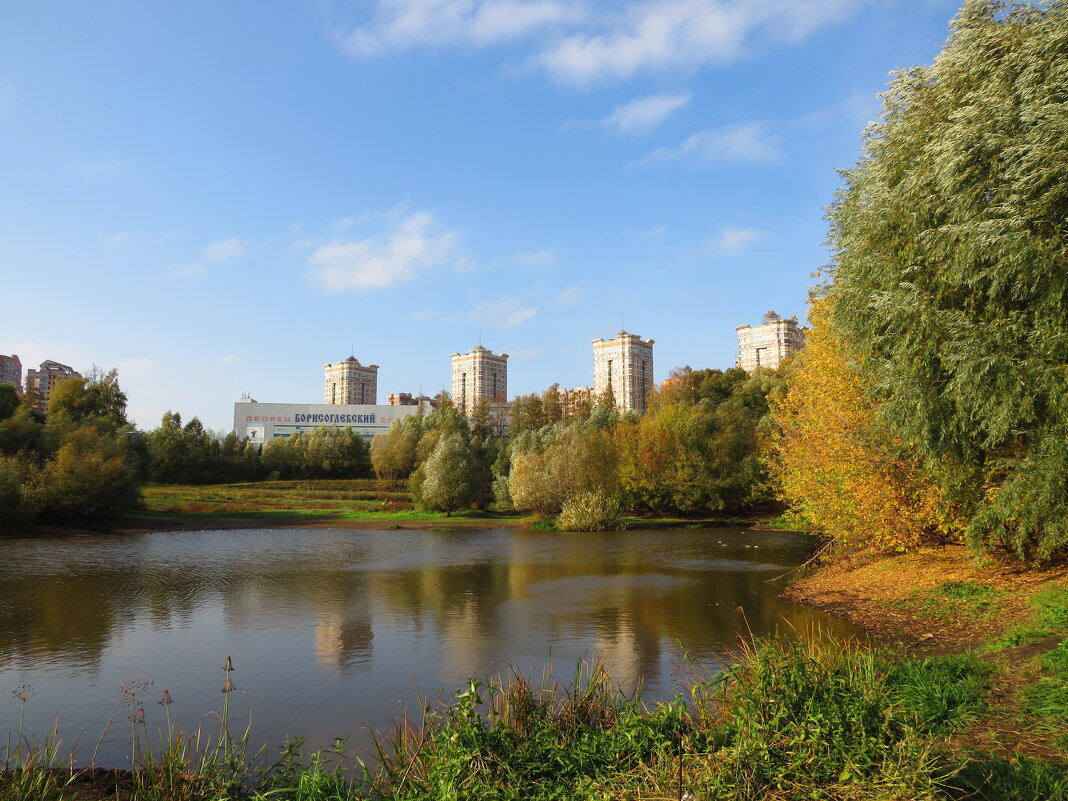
left=0, top=527, right=854, bottom=765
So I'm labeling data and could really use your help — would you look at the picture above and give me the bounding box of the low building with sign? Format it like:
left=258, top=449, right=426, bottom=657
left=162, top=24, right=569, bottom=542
left=233, top=397, right=420, bottom=444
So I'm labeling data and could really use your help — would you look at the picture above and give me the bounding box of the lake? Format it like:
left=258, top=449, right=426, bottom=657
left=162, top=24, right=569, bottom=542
left=0, top=526, right=854, bottom=766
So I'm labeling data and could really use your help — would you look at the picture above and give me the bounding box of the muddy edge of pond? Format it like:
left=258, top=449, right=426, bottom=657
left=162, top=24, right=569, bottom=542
left=782, top=545, right=1068, bottom=653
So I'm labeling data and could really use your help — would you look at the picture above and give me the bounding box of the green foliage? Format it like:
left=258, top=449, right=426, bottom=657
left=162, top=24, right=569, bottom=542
left=509, top=425, right=618, bottom=519
left=0, top=383, right=19, bottom=422
left=0, top=369, right=142, bottom=527
left=1023, top=639, right=1068, bottom=748
left=693, top=637, right=991, bottom=799
left=414, top=433, right=476, bottom=516
left=556, top=490, right=625, bottom=532
left=0, top=402, right=43, bottom=456
left=953, top=754, right=1068, bottom=801
left=617, top=371, right=785, bottom=516
left=825, top=0, right=1068, bottom=560
left=22, top=426, right=141, bottom=523
left=895, top=580, right=1006, bottom=622
left=376, top=668, right=687, bottom=801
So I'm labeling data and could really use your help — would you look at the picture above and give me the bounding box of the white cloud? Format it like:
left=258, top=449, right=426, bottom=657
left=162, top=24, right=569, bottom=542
left=552, top=286, right=582, bottom=306
left=603, top=92, right=690, bottom=133
left=217, top=354, right=241, bottom=365
left=469, top=296, right=539, bottom=327
left=336, top=0, right=861, bottom=83
left=537, top=0, right=861, bottom=84
left=203, top=237, right=245, bottom=262
left=172, top=261, right=205, bottom=278
left=642, top=121, right=779, bottom=164
left=69, top=155, right=130, bottom=179
left=341, top=0, right=581, bottom=56
left=713, top=226, right=765, bottom=252
left=100, top=232, right=132, bottom=246
left=513, top=249, right=554, bottom=265
left=309, top=212, right=457, bottom=291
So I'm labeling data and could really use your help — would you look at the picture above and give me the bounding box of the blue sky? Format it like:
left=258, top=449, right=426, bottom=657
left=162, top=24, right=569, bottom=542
left=1, top=0, right=962, bottom=432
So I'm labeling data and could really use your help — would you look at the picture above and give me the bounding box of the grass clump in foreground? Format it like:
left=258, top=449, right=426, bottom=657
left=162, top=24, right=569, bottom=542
left=4, top=635, right=1068, bottom=801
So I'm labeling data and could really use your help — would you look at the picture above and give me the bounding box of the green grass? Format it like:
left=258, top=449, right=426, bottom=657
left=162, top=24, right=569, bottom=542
left=1022, top=639, right=1068, bottom=749
left=3, top=635, right=1064, bottom=801
left=991, top=584, right=1068, bottom=649
left=893, top=580, right=1006, bottom=622
left=137, top=481, right=535, bottom=527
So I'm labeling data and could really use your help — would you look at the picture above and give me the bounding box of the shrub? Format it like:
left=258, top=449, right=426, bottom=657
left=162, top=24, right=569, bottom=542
left=556, top=490, right=625, bottom=532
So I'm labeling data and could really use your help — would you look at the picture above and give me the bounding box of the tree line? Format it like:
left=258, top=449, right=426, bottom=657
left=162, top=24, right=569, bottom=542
left=767, top=0, right=1068, bottom=562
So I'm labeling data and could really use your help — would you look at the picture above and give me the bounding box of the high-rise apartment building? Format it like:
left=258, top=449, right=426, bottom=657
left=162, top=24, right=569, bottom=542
left=25, top=360, right=81, bottom=412
left=324, top=356, right=379, bottom=405
left=451, top=345, right=508, bottom=414
left=0, top=354, right=22, bottom=395
left=735, top=311, right=805, bottom=371
left=592, top=330, right=654, bottom=414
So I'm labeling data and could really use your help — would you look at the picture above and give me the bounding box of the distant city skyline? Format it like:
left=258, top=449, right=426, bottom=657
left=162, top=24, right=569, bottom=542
left=0, top=1, right=964, bottom=431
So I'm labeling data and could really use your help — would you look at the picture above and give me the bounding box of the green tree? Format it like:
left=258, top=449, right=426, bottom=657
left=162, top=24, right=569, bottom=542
left=0, top=383, right=19, bottom=422
left=24, top=426, right=141, bottom=522
left=416, top=433, right=476, bottom=516
left=0, top=401, right=43, bottom=455
left=826, top=0, right=1068, bottom=559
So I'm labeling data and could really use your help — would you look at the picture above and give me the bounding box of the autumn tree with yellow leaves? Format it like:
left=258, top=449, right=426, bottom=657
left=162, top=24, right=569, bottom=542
left=769, top=303, right=956, bottom=551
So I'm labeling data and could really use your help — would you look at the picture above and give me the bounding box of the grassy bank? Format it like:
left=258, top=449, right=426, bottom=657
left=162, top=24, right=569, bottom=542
left=3, top=571, right=1066, bottom=801
left=132, top=481, right=767, bottom=531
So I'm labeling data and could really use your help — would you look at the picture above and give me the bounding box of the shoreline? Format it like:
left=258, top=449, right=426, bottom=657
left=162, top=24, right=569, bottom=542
left=3, top=510, right=783, bottom=537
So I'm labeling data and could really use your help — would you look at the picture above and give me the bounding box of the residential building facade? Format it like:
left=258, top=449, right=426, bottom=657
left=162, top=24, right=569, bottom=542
left=735, top=311, right=805, bottom=371
left=0, top=354, right=21, bottom=395
left=323, top=356, right=379, bottom=405
left=451, top=345, right=508, bottom=415
left=25, top=360, right=81, bottom=413
left=592, top=330, right=654, bottom=414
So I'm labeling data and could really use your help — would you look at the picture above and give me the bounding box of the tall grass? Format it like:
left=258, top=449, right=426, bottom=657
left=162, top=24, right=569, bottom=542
left=5, top=636, right=1066, bottom=801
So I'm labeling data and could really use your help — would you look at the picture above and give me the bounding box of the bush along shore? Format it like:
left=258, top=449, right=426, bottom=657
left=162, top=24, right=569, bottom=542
left=3, top=575, right=1066, bottom=801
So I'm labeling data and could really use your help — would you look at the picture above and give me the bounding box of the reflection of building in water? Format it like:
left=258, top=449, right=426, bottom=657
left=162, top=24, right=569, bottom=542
left=314, top=612, right=373, bottom=669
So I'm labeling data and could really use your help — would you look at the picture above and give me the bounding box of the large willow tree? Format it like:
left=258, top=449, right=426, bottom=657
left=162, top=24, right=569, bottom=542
left=827, top=0, right=1068, bottom=559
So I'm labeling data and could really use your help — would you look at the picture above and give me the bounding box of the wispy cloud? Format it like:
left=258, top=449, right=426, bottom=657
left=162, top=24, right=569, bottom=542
left=100, top=232, right=133, bottom=246
left=469, top=296, right=539, bottom=327
left=552, top=286, right=582, bottom=306
left=171, top=261, right=205, bottom=278
left=642, top=121, right=779, bottom=165
left=335, top=0, right=863, bottom=84
left=217, top=354, right=241, bottom=365
left=536, top=0, right=862, bottom=84
left=203, top=237, right=246, bottom=262
left=309, top=211, right=457, bottom=291
left=513, top=249, right=554, bottom=265
left=69, top=155, right=130, bottom=180
left=339, top=0, right=582, bottom=57
left=713, top=226, right=765, bottom=252
left=602, top=92, right=690, bottom=133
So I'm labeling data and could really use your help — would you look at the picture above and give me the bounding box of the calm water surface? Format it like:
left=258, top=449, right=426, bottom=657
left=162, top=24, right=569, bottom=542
left=0, top=527, right=854, bottom=765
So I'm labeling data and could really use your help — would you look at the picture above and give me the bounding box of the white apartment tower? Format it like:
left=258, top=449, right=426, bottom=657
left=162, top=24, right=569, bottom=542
left=451, top=345, right=508, bottom=414
left=592, top=330, right=654, bottom=414
left=323, top=356, right=379, bottom=405
left=735, top=311, right=805, bottom=371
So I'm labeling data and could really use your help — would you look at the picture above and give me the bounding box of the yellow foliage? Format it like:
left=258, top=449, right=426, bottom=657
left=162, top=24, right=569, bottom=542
left=768, top=302, right=958, bottom=551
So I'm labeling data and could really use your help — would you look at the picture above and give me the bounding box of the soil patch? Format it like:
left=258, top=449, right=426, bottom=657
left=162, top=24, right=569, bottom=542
left=782, top=545, right=1068, bottom=652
